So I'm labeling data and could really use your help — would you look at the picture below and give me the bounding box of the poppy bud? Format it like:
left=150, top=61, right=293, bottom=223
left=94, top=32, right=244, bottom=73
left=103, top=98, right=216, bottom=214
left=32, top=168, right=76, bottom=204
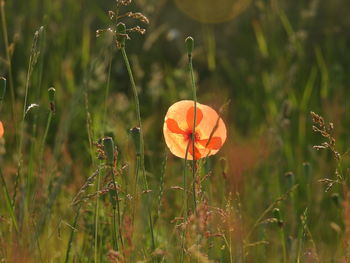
left=116, top=22, right=127, bottom=48
left=284, top=171, right=295, bottom=189
left=0, top=77, right=6, bottom=101
left=48, top=87, right=55, bottom=102
left=129, top=127, right=141, bottom=156
left=331, top=193, right=340, bottom=207
left=48, top=87, right=56, bottom=113
left=103, top=137, right=115, bottom=165
left=185, top=36, right=194, bottom=56
left=303, top=162, right=312, bottom=183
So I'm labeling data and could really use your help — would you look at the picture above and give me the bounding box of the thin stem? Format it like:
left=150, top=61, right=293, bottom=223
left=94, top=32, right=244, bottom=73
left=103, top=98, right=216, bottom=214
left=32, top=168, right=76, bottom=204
left=112, top=208, right=118, bottom=251
left=222, top=234, right=233, bottom=263
left=94, top=169, right=101, bottom=263
left=245, top=184, right=299, bottom=242
left=181, top=141, right=191, bottom=263
left=110, top=167, right=124, bottom=250
left=38, top=111, right=53, bottom=173
left=0, top=0, right=16, bottom=130
left=132, top=156, right=140, bottom=224
left=188, top=52, right=197, bottom=212
left=0, top=168, right=18, bottom=232
left=120, top=48, right=147, bottom=189
left=94, top=49, right=113, bottom=263
left=280, top=227, right=287, bottom=263
left=64, top=205, right=81, bottom=263
left=15, top=28, right=41, bottom=213
left=120, top=47, right=155, bottom=251
left=102, top=56, right=113, bottom=136
left=66, top=68, right=95, bottom=261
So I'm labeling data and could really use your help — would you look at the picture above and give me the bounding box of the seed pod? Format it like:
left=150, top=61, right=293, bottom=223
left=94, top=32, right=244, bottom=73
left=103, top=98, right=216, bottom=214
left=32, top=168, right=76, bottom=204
left=129, top=127, right=141, bottom=156
left=185, top=36, right=194, bottom=56
left=48, top=87, right=56, bottom=113
left=116, top=22, right=127, bottom=48
left=284, top=171, right=295, bottom=189
left=331, top=193, right=340, bottom=207
left=48, top=87, right=55, bottom=102
left=103, top=137, right=115, bottom=165
left=303, top=162, right=312, bottom=183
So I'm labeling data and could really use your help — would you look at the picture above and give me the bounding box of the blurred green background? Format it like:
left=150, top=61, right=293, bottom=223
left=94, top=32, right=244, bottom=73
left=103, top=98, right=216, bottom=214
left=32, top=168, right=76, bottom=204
left=1, top=0, right=350, bottom=262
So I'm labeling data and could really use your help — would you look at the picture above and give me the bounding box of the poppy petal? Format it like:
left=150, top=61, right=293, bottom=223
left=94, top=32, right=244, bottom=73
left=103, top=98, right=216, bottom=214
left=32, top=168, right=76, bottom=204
left=186, top=105, right=203, bottom=130
left=189, top=141, right=201, bottom=160
left=198, top=136, right=222, bottom=150
left=166, top=118, right=186, bottom=135
left=0, top=121, right=3, bottom=138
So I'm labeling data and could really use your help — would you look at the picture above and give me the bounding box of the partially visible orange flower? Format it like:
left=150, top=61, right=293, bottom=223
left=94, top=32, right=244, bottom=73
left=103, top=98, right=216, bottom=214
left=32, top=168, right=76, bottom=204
left=0, top=121, right=3, bottom=138
left=163, top=100, right=227, bottom=160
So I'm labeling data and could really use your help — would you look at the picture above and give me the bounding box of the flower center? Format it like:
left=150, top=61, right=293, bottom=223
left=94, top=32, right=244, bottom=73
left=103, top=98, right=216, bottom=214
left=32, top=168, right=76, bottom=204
left=184, top=130, right=200, bottom=142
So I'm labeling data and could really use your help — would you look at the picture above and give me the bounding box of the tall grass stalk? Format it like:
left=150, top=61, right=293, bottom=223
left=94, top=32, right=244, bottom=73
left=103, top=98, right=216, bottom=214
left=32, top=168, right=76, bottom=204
left=110, top=167, right=124, bottom=250
left=13, top=27, right=43, bottom=217
left=102, top=56, right=113, bottom=136
left=129, top=127, right=141, bottom=232
left=64, top=205, right=81, bottom=263
left=93, top=137, right=102, bottom=261
left=0, top=0, right=16, bottom=129
left=38, top=112, right=52, bottom=170
left=245, top=184, right=299, bottom=242
left=65, top=59, right=97, bottom=263
left=120, top=47, right=148, bottom=189
left=181, top=141, right=191, bottom=263
left=186, top=36, right=198, bottom=212
left=119, top=41, right=156, bottom=251
left=94, top=49, right=114, bottom=263
left=0, top=168, right=18, bottom=232
left=104, top=136, right=123, bottom=251
left=19, top=27, right=42, bottom=160
left=0, top=77, right=6, bottom=110
left=27, top=25, right=45, bottom=221
left=273, top=208, right=287, bottom=263
left=155, top=151, right=167, bottom=222
left=38, top=88, right=54, bottom=174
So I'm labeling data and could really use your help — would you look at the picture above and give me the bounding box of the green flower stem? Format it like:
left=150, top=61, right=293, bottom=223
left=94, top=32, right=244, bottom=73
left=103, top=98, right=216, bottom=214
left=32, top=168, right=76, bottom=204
left=0, top=168, right=18, bottom=232
left=94, top=168, right=101, bottom=263
left=64, top=205, right=81, bottom=263
left=102, top=56, right=113, bottom=136
left=120, top=47, right=155, bottom=251
left=0, top=1, right=17, bottom=131
left=38, top=111, right=53, bottom=173
left=120, top=48, right=146, bottom=187
left=110, top=167, right=124, bottom=251
left=188, top=47, right=198, bottom=212
left=181, top=141, right=191, bottom=263
left=94, top=50, right=113, bottom=263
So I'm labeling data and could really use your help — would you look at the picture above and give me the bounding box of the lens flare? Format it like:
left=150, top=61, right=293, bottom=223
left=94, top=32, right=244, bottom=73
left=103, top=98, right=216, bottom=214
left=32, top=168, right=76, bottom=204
left=174, top=0, right=251, bottom=23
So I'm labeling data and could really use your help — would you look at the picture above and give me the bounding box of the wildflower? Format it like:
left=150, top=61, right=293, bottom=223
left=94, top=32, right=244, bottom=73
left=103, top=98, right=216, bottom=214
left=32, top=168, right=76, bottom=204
left=163, top=100, right=227, bottom=160
left=0, top=121, right=3, bottom=138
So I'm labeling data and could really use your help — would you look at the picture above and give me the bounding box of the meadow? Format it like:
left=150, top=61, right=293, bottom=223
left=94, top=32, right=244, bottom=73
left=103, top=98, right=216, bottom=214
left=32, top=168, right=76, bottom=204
left=1, top=0, right=350, bottom=262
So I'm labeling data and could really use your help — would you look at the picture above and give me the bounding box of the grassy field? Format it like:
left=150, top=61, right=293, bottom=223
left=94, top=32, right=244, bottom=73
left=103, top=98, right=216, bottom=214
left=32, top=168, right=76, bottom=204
left=1, top=0, right=350, bottom=262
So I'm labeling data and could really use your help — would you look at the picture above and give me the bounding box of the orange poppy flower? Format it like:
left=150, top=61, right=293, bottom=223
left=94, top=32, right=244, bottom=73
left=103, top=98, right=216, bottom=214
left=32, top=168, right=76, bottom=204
left=0, top=121, right=3, bottom=138
left=163, top=100, right=227, bottom=160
